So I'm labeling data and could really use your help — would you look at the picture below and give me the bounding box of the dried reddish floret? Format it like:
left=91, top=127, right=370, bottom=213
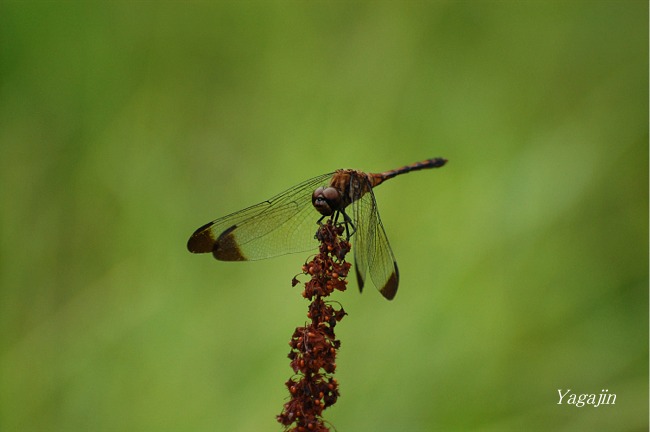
left=277, top=221, right=348, bottom=432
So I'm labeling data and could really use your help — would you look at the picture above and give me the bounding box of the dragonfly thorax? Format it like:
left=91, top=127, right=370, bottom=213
left=312, top=186, right=343, bottom=216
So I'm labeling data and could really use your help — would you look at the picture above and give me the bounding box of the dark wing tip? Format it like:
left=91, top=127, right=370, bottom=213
left=211, top=225, right=247, bottom=261
left=187, top=222, right=217, bottom=253
left=380, top=263, right=399, bottom=300
left=355, top=266, right=365, bottom=293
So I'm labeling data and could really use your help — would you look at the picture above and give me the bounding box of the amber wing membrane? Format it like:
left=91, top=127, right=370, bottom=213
left=187, top=173, right=334, bottom=261
left=348, top=175, right=399, bottom=300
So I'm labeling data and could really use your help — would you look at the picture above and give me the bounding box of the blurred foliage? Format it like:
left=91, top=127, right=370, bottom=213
left=0, top=1, right=647, bottom=431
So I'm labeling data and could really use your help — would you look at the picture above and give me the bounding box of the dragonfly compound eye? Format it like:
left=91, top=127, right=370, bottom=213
left=312, top=186, right=341, bottom=216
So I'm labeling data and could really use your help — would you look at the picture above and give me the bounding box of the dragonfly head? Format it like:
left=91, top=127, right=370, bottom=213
left=312, top=186, right=342, bottom=216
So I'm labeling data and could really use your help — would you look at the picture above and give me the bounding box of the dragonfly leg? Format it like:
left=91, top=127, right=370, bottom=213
left=319, top=212, right=342, bottom=225
left=339, top=209, right=356, bottom=240
left=316, top=209, right=355, bottom=239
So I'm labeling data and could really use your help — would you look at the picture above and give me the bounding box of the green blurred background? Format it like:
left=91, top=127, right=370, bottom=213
left=1, top=2, right=647, bottom=431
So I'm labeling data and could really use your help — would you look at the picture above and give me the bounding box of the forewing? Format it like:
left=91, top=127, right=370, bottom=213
left=349, top=178, right=399, bottom=300
left=187, top=172, right=334, bottom=261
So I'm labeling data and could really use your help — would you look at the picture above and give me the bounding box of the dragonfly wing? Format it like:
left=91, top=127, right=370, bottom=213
left=187, top=172, right=334, bottom=261
left=349, top=178, right=399, bottom=300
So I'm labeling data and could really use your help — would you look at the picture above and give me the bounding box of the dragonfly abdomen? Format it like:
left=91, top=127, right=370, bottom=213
left=371, top=157, right=447, bottom=186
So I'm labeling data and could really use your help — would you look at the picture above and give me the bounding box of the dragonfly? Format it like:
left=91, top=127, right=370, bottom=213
left=187, top=157, right=447, bottom=300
